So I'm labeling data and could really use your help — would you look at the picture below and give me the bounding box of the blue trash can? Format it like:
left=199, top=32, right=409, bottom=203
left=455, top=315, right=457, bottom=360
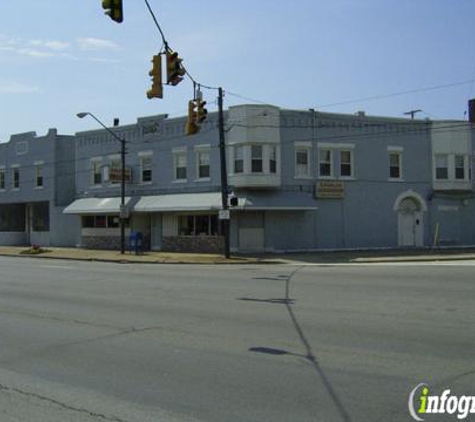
left=129, top=231, right=143, bottom=255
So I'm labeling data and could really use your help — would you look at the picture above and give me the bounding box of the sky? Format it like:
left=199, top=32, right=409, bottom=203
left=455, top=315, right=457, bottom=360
left=1, top=0, right=475, bottom=142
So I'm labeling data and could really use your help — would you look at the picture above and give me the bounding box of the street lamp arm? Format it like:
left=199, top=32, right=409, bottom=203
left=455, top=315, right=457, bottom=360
left=76, top=112, right=123, bottom=143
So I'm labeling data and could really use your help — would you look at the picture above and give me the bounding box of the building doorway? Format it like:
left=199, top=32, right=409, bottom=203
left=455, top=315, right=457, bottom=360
left=394, top=192, right=426, bottom=247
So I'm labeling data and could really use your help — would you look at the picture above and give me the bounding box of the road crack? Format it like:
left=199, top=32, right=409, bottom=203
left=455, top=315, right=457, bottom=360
left=0, top=382, right=130, bottom=422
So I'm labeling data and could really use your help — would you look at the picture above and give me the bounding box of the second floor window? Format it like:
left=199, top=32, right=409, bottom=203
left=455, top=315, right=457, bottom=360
left=91, top=160, right=102, bottom=185
left=251, top=145, right=263, bottom=173
left=340, top=150, right=353, bottom=177
left=109, top=159, right=121, bottom=184
left=269, top=146, right=277, bottom=174
left=319, top=149, right=332, bottom=177
left=174, top=153, right=187, bottom=180
left=140, top=156, right=153, bottom=183
left=35, top=164, right=44, bottom=188
left=197, top=151, right=210, bottom=179
left=12, top=167, right=20, bottom=189
left=234, top=146, right=244, bottom=173
left=435, top=154, right=448, bottom=179
left=389, top=152, right=401, bottom=179
left=455, top=155, right=466, bottom=180
left=0, top=170, right=5, bottom=190
left=295, top=149, right=309, bottom=177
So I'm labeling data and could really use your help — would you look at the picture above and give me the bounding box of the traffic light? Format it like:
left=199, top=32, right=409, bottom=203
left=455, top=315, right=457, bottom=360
left=166, top=50, right=185, bottom=86
left=196, top=99, right=208, bottom=124
left=186, top=100, right=199, bottom=136
left=102, top=0, right=123, bottom=23
left=146, top=55, right=163, bottom=99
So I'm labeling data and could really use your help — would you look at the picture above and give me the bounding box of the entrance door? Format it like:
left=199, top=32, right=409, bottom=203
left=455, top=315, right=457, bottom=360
left=397, top=198, right=423, bottom=247
left=238, top=212, right=265, bottom=252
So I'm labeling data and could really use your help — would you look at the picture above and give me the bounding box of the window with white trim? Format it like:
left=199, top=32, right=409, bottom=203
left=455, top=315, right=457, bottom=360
left=251, top=145, right=263, bottom=173
left=340, top=150, right=353, bottom=177
left=295, top=149, right=310, bottom=178
left=455, top=155, right=466, bottom=180
left=435, top=154, right=448, bottom=179
left=108, top=157, right=121, bottom=185
left=91, top=159, right=102, bottom=186
left=197, top=150, right=210, bottom=179
left=174, top=151, right=187, bottom=180
left=389, top=152, right=402, bottom=179
left=319, top=149, right=332, bottom=177
left=35, top=163, right=44, bottom=188
left=12, top=167, right=20, bottom=189
left=140, top=155, right=153, bottom=183
left=234, top=146, right=244, bottom=173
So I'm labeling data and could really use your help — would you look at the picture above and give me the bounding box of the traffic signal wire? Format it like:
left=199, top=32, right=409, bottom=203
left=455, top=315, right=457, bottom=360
left=143, top=0, right=219, bottom=92
left=143, top=0, right=167, bottom=50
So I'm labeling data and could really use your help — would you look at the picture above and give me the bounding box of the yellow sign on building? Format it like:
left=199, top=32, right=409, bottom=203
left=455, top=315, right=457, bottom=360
left=316, top=181, right=345, bottom=199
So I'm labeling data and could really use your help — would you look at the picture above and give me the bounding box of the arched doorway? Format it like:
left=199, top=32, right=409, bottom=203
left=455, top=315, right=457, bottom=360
left=394, top=191, right=427, bottom=247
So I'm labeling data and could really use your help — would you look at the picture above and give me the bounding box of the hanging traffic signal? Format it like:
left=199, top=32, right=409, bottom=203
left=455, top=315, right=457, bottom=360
left=166, top=50, right=185, bottom=86
left=186, top=100, right=199, bottom=136
left=146, top=55, right=163, bottom=99
left=102, top=0, right=123, bottom=23
left=196, top=99, right=208, bottom=124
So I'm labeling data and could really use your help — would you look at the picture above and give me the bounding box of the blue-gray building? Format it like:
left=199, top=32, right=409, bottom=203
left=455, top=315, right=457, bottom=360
left=0, top=104, right=473, bottom=252
left=61, top=103, right=475, bottom=252
left=0, top=129, right=78, bottom=247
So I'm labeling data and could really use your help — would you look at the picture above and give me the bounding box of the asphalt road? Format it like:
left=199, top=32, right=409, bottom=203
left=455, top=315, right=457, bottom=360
left=0, top=256, right=474, bottom=422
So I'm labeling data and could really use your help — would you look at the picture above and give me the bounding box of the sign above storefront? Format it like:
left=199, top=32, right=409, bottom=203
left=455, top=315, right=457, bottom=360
left=315, top=181, right=344, bottom=199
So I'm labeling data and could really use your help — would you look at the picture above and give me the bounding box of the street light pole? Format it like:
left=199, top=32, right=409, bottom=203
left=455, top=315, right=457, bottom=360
left=76, top=112, right=127, bottom=254
left=217, top=88, right=230, bottom=259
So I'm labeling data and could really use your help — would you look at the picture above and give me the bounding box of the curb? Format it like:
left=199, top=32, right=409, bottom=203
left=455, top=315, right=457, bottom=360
left=0, top=252, right=279, bottom=265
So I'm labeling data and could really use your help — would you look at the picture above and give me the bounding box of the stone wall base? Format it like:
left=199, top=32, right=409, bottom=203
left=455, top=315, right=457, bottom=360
left=82, top=235, right=151, bottom=251
left=162, top=236, right=224, bottom=253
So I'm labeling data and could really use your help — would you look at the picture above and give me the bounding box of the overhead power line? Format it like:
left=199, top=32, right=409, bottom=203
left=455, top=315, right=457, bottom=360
left=316, top=80, right=475, bottom=109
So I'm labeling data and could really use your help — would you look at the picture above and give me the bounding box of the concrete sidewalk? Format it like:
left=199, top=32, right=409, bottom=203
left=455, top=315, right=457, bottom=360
left=0, top=246, right=475, bottom=265
left=267, top=247, right=475, bottom=264
left=0, top=246, right=273, bottom=265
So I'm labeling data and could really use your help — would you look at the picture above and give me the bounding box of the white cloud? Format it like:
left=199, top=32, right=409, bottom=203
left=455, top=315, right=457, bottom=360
left=87, top=57, right=121, bottom=64
left=76, top=38, right=119, bottom=51
left=29, top=39, right=70, bottom=50
left=0, top=80, right=40, bottom=94
left=17, top=48, right=56, bottom=58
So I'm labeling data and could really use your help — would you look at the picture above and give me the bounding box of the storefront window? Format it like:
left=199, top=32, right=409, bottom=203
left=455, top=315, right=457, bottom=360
left=31, top=202, right=50, bottom=232
left=82, top=215, right=129, bottom=228
left=177, top=214, right=219, bottom=236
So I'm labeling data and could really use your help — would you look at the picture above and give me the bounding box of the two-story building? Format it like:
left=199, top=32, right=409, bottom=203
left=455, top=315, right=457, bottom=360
left=0, top=129, right=78, bottom=247
left=62, top=102, right=475, bottom=252
left=0, top=103, right=471, bottom=252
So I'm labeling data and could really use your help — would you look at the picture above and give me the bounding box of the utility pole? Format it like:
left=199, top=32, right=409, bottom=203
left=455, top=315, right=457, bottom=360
left=115, top=118, right=127, bottom=255
left=218, top=87, right=230, bottom=258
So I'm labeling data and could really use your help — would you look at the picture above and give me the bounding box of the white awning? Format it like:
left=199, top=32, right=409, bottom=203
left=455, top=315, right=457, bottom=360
left=64, top=192, right=317, bottom=215
left=63, top=197, right=132, bottom=215
left=134, top=192, right=223, bottom=212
